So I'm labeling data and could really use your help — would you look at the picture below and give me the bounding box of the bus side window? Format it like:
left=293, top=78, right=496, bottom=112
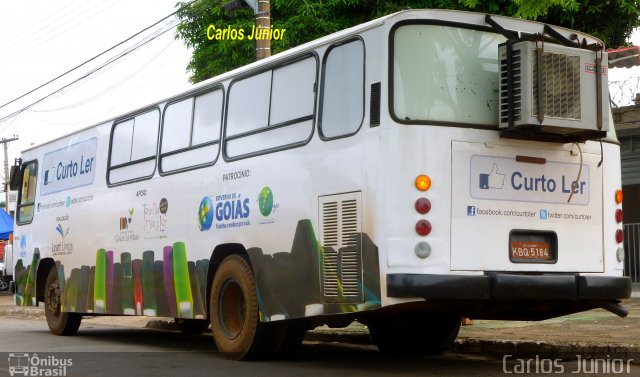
left=108, top=108, right=160, bottom=185
left=225, top=54, right=317, bottom=160
left=319, top=38, right=365, bottom=139
left=17, top=161, right=38, bottom=225
left=159, top=88, right=223, bottom=174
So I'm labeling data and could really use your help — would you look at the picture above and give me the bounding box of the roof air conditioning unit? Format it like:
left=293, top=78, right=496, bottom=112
left=498, top=40, right=609, bottom=142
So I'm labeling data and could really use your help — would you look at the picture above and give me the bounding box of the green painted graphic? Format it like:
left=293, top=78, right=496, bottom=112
left=258, top=186, right=273, bottom=216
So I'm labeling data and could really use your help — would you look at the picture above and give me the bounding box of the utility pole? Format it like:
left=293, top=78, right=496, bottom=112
left=0, top=135, right=18, bottom=213
left=255, top=0, right=271, bottom=60
left=224, top=0, right=271, bottom=60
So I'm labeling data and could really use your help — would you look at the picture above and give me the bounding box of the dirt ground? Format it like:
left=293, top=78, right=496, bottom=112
left=458, top=299, right=640, bottom=345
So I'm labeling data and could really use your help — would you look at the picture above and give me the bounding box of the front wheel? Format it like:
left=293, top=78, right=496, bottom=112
left=209, top=255, right=274, bottom=360
left=0, top=278, right=9, bottom=291
left=44, top=267, right=82, bottom=336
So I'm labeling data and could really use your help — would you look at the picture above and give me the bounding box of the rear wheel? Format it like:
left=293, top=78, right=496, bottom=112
left=175, top=318, right=210, bottom=334
left=368, top=312, right=460, bottom=355
left=44, top=267, right=81, bottom=336
left=209, top=255, right=274, bottom=360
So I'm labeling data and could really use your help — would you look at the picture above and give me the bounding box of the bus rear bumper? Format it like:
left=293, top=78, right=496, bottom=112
left=387, top=273, right=632, bottom=301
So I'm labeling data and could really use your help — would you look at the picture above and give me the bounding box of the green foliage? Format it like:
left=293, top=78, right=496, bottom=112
left=176, top=0, right=640, bottom=83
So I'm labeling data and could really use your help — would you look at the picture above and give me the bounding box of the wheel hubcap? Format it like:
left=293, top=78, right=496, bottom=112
left=218, top=279, right=245, bottom=339
left=46, top=281, right=61, bottom=316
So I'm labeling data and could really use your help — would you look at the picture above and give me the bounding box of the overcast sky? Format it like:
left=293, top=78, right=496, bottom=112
left=0, top=0, right=192, bottom=176
left=0, top=2, right=639, bottom=186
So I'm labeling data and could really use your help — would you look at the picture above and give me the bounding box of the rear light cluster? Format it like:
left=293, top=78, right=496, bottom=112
left=414, top=175, right=432, bottom=258
left=615, top=189, right=624, bottom=247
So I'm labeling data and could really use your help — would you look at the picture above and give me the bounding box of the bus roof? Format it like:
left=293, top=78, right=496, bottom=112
left=22, top=9, right=605, bottom=153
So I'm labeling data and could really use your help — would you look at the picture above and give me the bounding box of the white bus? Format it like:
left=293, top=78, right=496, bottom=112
left=9, top=9, right=631, bottom=359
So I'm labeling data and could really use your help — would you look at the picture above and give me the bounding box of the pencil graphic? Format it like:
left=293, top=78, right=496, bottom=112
left=24, top=248, right=40, bottom=306
left=94, top=249, right=106, bottom=313
left=196, top=259, right=209, bottom=300
left=154, top=260, right=169, bottom=317
left=65, top=268, right=80, bottom=312
left=188, top=262, right=205, bottom=319
left=173, top=242, right=193, bottom=318
left=106, top=250, right=114, bottom=313
left=142, top=250, right=157, bottom=316
left=163, top=246, right=176, bottom=316
left=76, top=266, right=89, bottom=313
left=121, top=252, right=135, bottom=315
left=113, top=262, right=122, bottom=314
left=133, top=259, right=143, bottom=315
left=86, top=266, right=95, bottom=313
left=14, top=259, right=24, bottom=301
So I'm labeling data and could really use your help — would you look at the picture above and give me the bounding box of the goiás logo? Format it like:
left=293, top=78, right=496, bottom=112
left=470, top=155, right=590, bottom=205
left=199, top=192, right=251, bottom=231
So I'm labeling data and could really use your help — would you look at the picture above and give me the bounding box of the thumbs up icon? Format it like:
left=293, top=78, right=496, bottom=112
left=479, top=163, right=505, bottom=190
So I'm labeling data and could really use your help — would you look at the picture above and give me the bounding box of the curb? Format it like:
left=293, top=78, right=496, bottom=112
left=305, top=330, right=640, bottom=360
left=3, top=305, right=638, bottom=361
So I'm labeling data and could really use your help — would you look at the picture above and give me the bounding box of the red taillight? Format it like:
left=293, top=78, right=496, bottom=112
left=415, top=220, right=432, bottom=236
left=415, top=198, right=431, bottom=214
left=616, top=229, right=624, bottom=244
left=616, top=209, right=624, bottom=223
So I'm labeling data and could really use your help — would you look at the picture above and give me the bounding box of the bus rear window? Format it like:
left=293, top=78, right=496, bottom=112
left=391, top=24, right=506, bottom=126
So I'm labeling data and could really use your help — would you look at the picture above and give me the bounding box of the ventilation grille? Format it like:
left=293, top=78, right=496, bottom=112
left=370, top=82, right=381, bottom=127
left=499, top=48, right=522, bottom=124
left=319, top=192, right=362, bottom=301
left=532, top=52, right=581, bottom=120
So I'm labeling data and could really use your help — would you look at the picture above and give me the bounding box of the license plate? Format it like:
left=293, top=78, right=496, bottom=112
left=511, top=241, right=551, bottom=260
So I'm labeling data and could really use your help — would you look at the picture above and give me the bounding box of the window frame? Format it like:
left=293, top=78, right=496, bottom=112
left=16, top=159, right=38, bottom=225
left=106, top=106, right=161, bottom=187
left=158, top=85, right=225, bottom=176
left=318, top=36, right=366, bottom=141
left=388, top=20, right=508, bottom=130
left=222, top=51, right=319, bottom=162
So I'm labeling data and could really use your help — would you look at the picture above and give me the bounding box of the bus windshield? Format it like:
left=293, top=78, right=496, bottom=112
left=392, top=24, right=506, bottom=126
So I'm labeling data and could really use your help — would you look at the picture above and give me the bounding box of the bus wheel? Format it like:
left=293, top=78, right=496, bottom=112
left=209, top=255, right=273, bottom=360
left=368, top=313, right=461, bottom=355
left=44, top=267, right=81, bottom=336
left=175, top=318, right=210, bottom=334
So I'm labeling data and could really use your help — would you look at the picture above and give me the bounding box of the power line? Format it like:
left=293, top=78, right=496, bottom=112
left=0, top=0, right=196, bottom=114
left=26, top=20, right=179, bottom=112
left=0, top=0, right=126, bottom=66
left=29, top=30, right=177, bottom=114
left=0, top=23, right=179, bottom=123
left=0, top=0, right=87, bottom=51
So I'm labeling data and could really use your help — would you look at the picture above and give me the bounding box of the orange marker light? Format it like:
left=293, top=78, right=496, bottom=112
left=615, top=189, right=623, bottom=205
left=415, top=175, right=431, bottom=191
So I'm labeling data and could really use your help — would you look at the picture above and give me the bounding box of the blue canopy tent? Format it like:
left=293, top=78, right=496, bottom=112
left=0, top=209, right=13, bottom=240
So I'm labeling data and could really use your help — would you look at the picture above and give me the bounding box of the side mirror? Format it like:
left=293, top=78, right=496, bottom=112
left=9, top=165, right=20, bottom=191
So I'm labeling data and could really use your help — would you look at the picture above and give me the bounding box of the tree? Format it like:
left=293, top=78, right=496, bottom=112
left=176, top=0, right=640, bottom=83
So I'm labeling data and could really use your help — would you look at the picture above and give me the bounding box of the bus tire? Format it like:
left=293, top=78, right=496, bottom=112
left=368, top=313, right=461, bottom=355
left=44, top=267, right=81, bottom=336
left=175, top=318, right=210, bottom=334
left=209, top=255, right=273, bottom=360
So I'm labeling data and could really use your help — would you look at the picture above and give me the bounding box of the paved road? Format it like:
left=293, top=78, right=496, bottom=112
left=0, top=318, right=637, bottom=377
